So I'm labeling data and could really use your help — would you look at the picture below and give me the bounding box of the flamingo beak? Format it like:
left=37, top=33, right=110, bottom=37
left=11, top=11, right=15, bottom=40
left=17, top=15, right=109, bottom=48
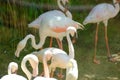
left=115, top=0, right=120, bottom=3
left=12, top=69, right=18, bottom=74
left=62, top=0, right=69, bottom=6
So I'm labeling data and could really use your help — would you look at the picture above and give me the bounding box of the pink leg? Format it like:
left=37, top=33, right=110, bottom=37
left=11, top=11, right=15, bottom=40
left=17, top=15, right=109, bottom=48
left=56, top=39, right=64, bottom=79
left=57, top=69, right=64, bottom=79
left=49, top=37, right=53, bottom=47
left=93, top=23, right=100, bottom=64
left=56, top=38, right=63, bottom=50
left=104, top=26, right=110, bottom=57
left=104, top=26, right=116, bottom=62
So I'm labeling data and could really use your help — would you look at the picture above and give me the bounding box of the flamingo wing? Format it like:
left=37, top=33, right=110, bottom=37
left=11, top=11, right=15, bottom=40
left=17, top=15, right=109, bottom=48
left=47, top=16, right=78, bottom=33
left=28, top=10, right=65, bottom=29
left=84, top=3, right=115, bottom=24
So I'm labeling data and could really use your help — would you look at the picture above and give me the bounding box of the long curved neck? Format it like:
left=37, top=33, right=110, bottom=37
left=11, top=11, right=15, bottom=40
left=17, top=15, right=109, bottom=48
left=8, top=65, right=12, bottom=75
left=21, top=55, right=32, bottom=80
left=57, top=0, right=72, bottom=19
left=113, top=1, right=120, bottom=16
left=8, top=62, right=18, bottom=75
left=22, top=34, right=45, bottom=49
left=8, top=68, right=12, bottom=75
left=66, top=32, right=74, bottom=59
left=43, top=55, right=50, bottom=78
left=66, top=59, right=78, bottom=80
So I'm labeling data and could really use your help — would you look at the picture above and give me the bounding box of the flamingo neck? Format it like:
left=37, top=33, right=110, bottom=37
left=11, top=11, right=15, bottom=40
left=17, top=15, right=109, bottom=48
left=66, top=59, right=78, bottom=80
left=24, top=34, right=45, bottom=50
left=113, top=1, right=120, bottom=16
left=43, top=54, right=51, bottom=78
left=21, top=55, right=32, bottom=80
left=57, top=0, right=72, bottom=19
left=8, top=62, right=18, bottom=75
left=66, top=31, right=74, bottom=59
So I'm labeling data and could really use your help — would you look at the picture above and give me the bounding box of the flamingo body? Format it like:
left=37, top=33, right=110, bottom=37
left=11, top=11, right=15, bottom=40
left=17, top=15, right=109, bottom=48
left=21, top=54, right=57, bottom=80
left=1, top=62, right=27, bottom=80
left=83, top=1, right=120, bottom=25
left=15, top=27, right=76, bottom=59
left=20, top=27, right=78, bottom=80
left=83, top=0, right=120, bottom=64
left=22, top=47, right=78, bottom=80
left=27, top=0, right=83, bottom=49
left=28, top=10, right=82, bottom=39
left=1, top=74, right=27, bottom=80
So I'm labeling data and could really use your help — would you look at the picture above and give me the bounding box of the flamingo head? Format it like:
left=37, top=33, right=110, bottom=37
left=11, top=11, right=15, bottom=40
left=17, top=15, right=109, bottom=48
left=61, top=0, right=69, bottom=5
left=8, top=62, right=18, bottom=75
left=30, top=54, right=39, bottom=77
left=114, top=0, right=120, bottom=4
left=67, top=27, right=77, bottom=37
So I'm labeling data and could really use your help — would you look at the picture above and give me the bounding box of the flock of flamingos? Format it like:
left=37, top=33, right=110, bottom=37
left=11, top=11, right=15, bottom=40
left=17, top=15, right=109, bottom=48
left=1, top=0, right=120, bottom=80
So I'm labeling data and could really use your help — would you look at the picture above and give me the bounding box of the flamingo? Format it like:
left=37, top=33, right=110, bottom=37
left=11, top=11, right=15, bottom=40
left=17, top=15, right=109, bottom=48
left=49, top=0, right=73, bottom=47
left=21, top=54, right=57, bottom=80
left=27, top=0, right=84, bottom=49
left=56, top=0, right=72, bottom=19
left=15, top=15, right=83, bottom=57
left=83, top=0, right=120, bottom=64
left=21, top=48, right=78, bottom=80
left=16, top=27, right=78, bottom=79
left=15, top=26, right=77, bottom=59
left=1, top=62, right=27, bottom=80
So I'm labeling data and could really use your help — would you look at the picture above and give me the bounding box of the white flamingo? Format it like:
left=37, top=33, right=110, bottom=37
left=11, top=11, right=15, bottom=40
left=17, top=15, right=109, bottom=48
left=15, top=14, right=83, bottom=57
left=1, top=62, right=27, bottom=80
left=48, top=0, right=73, bottom=47
left=16, top=27, right=78, bottom=79
left=27, top=0, right=83, bottom=49
left=21, top=54, right=57, bottom=80
left=83, top=0, right=120, bottom=64
left=21, top=48, right=78, bottom=80
left=15, top=26, right=77, bottom=78
left=15, top=27, right=77, bottom=59
left=57, top=0, right=72, bottom=19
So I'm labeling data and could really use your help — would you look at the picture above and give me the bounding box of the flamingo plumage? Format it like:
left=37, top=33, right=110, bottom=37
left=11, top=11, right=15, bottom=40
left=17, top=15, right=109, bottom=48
left=83, top=0, right=120, bottom=64
left=15, top=26, right=77, bottom=59
left=21, top=48, right=78, bottom=80
left=21, top=54, right=57, bottom=80
left=1, top=62, right=27, bottom=80
left=16, top=27, right=78, bottom=79
left=28, top=0, right=83, bottom=49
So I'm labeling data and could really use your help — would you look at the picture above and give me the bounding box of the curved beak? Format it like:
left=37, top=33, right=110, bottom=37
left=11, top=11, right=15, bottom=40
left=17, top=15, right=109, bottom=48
left=115, top=0, right=120, bottom=4
left=62, top=0, right=69, bottom=6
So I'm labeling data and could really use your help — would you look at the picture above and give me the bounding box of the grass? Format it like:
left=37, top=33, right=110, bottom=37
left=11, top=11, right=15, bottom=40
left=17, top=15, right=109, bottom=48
left=0, top=0, right=120, bottom=80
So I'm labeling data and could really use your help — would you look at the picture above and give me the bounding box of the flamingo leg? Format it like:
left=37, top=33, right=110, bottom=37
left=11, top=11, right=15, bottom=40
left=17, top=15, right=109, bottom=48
left=104, top=26, right=110, bottom=57
left=104, top=26, right=116, bottom=62
left=50, top=70, right=54, bottom=78
left=57, top=69, right=64, bottom=79
left=93, top=23, right=100, bottom=64
left=56, top=39, right=64, bottom=79
left=49, top=37, right=53, bottom=47
left=56, top=38, right=63, bottom=50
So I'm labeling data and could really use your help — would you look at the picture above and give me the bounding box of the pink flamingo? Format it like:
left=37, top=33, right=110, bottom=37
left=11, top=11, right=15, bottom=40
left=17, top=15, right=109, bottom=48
left=28, top=0, right=83, bottom=49
left=21, top=48, right=78, bottom=80
left=15, top=10, right=83, bottom=57
left=83, top=0, right=120, bottom=64
left=21, top=54, right=57, bottom=80
left=16, top=27, right=78, bottom=79
left=1, top=62, right=27, bottom=80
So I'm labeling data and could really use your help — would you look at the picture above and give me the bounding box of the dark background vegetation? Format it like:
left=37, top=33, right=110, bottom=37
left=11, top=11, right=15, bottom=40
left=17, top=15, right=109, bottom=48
left=0, top=0, right=120, bottom=80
